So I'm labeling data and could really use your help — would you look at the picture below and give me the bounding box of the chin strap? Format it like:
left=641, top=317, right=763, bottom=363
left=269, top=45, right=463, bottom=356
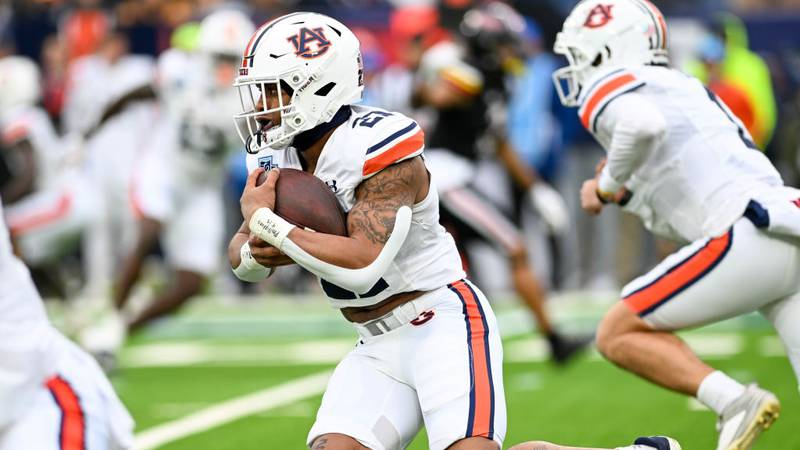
left=249, top=206, right=413, bottom=294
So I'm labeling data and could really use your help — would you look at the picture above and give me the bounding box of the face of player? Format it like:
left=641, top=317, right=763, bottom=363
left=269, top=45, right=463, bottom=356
left=211, top=54, right=239, bottom=88
left=253, top=82, right=292, bottom=138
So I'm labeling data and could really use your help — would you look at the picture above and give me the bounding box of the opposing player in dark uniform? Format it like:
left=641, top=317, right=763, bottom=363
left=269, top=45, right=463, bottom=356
left=410, top=3, right=588, bottom=363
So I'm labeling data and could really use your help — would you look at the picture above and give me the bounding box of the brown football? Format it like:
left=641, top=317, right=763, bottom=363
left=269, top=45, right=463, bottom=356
left=256, top=168, right=347, bottom=236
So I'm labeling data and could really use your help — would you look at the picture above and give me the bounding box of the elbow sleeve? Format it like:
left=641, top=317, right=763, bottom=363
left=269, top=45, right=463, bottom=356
left=280, top=206, right=413, bottom=294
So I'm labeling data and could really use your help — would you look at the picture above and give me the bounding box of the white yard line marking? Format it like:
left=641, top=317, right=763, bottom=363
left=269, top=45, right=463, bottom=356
left=759, top=335, right=786, bottom=356
left=687, top=397, right=710, bottom=411
left=132, top=370, right=332, bottom=450
left=124, top=333, right=747, bottom=369
left=506, top=333, right=743, bottom=363
left=682, top=334, right=743, bottom=359
left=121, top=340, right=354, bottom=367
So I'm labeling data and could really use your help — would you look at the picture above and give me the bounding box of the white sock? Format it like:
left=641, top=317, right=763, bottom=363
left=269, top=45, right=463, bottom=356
left=696, top=370, right=746, bottom=414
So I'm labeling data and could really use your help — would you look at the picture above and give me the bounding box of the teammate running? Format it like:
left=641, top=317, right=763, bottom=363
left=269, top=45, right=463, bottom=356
left=111, top=10, right=255, bottom=331
left=553, top=1, right=798, bottom=449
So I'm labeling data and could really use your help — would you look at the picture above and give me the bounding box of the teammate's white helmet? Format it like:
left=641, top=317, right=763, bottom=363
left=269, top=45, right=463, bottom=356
left=0, top=56, right=41, bottom=113
left=197, top=9, right=256, bottom=58
left=233, top=12, right=363, bottom=152
left=552, top=0, right=668, bottom=107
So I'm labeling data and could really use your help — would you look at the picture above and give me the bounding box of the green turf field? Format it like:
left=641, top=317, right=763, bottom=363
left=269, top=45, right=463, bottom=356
left=111, top=294, right=800, bottom=450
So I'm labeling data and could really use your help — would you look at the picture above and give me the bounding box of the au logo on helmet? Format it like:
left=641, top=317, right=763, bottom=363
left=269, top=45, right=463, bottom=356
left=583, top=4, right=614, bottom=28
left=287, top=27, right=332, bottom=59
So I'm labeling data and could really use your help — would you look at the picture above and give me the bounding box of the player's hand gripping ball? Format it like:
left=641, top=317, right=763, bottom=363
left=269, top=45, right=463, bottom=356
left=241, top=168, right=348, bottom=236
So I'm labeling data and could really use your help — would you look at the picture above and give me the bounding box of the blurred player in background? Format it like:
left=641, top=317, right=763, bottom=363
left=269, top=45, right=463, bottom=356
left=0, top=199, right=134, bottom=450
left=85, top=10, right=254, bottom=352
left=62, top=31, right=159, bottom=299
left=1, top=32, right=159, bottom=306
left=552, top=1, right=800, bottom=449
left=0, top=56, right=60, bottom=206
left=230, top=11, right=677, bottom=450
left=394, top=4, right=589, bottom=364
left=0, top=55, right=97, bottom=297
left=685, top=12, right=776, bottom=149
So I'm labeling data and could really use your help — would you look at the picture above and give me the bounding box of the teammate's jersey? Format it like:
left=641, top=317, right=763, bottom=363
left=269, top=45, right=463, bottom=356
left=0, top=200, right=47, bottom=325
left=154, top=52, right=241, bottom=185
left=0, top=198, right=56, bottom=428
left=246, top=104, right=465, bottom=308
left=0, top=106, right=62, bottom=191
left=62, top=54, right=155, bottom=135
left=579, top=65, right=783, bottom=242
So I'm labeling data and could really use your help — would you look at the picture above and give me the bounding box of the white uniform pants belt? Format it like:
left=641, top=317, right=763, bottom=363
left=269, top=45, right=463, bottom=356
left=353, top=299, right=421, bottom=339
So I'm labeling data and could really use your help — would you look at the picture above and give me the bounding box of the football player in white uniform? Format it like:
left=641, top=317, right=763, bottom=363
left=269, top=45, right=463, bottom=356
left=230, top=12, right=678, bottom=450
left=0, top=56, right=94, bottom=269
left=0, top=199, right=134, bottom=450
left=109, top=10, right=255, bottom=332
left=61, top=32, right=159, bottom=299
left=553, top=1, right=799, bottom=449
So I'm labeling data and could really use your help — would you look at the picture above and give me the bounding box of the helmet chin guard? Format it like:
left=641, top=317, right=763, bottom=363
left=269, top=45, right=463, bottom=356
left=233, top=12, right=364, bottom=153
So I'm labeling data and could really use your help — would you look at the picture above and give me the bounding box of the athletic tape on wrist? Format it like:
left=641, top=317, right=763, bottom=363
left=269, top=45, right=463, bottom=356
left=233, top=242, right=273, bottom=282
left=248, top=208, right=295, bottom=249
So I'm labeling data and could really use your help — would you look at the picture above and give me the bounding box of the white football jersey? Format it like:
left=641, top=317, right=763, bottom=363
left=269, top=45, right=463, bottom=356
left=62, top=54, right=155, bottom=135
left=154, top=52, right=242, bottom=185
left=0, top=200, right=57, bottom=429
left=0, top=200, right=47, bottom=325
left=0, top=105, right=62, bottom=191
left=246, top=105, right=465, bottom=308
left=579, top=65, right=783, bottom=243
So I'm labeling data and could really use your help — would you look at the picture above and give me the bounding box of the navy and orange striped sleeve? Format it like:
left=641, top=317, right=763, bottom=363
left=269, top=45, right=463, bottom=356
left=362, top=119, right=425, bottom=178
left=578, top=69, right=645, bottom=133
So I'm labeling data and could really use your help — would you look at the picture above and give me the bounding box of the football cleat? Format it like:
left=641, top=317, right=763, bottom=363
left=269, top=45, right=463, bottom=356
left=624, top=436, right=682, bottom=450
left=715, top=384, right=780, bottom=450
left=78, top=309, right=127, bottom=373
left=548, top=332, right=593, bottom=365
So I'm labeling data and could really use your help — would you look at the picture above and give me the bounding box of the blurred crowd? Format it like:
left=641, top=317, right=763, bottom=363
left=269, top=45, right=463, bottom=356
left=1, top=0, right=800, bottom=314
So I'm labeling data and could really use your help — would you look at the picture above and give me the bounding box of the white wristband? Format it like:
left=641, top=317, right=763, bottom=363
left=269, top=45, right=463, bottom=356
left=598, top=165, right=623, bottom=195
left=232, top=242, right=273, bottom=282
left=248, top=208, right=295, bottom=250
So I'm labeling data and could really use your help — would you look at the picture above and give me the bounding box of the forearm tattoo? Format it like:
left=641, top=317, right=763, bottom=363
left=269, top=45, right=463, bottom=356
left=348, top=157, right=421, bottom=245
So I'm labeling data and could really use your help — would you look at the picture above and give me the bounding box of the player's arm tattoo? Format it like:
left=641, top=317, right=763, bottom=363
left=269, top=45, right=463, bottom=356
left=348, top=157, right=422, bottom=245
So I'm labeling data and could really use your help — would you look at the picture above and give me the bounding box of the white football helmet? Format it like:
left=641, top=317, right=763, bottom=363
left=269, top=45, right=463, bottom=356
left=233, top=12, right=363, bottom=152
left=0, top=56, right=41, bottom=113
left=197, top=9, right=256, bottom=58
left=552, top=0, right=669, bottom=107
